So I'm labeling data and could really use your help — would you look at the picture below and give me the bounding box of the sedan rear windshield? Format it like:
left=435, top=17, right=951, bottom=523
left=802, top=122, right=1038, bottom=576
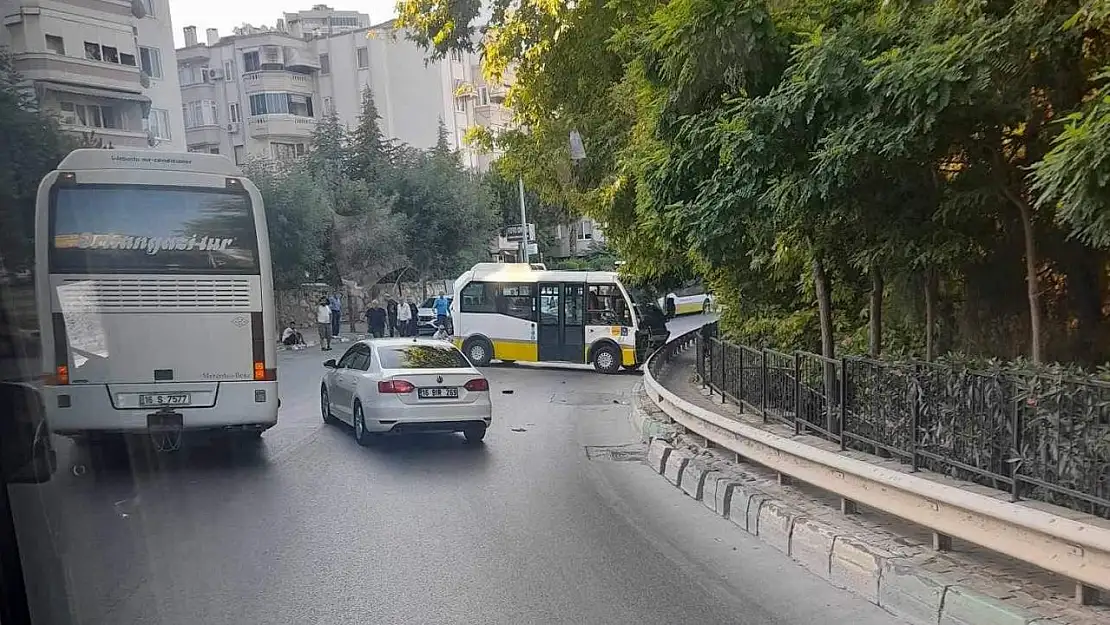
left=378, top=344, right=470, bottom=369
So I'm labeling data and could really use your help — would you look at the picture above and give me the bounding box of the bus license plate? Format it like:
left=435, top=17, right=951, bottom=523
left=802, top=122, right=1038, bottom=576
left=139, top=393, right=191, bottom=407
left=418, top=387, right=458, bottom=399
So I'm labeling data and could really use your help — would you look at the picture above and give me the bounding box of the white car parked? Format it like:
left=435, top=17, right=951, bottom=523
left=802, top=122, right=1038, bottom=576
left=320, top=338, right=492, bottom=445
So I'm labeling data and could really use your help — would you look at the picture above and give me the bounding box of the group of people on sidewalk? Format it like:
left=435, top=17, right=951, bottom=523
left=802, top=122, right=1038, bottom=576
left=281, top=291, right=452, bottom=351
left=363, top=297, right=419, bottom=338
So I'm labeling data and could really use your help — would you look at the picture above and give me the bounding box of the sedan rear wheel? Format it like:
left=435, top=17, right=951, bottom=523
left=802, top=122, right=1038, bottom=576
left=321, top=386, right=338, bottom=425
left=353, top=402, right=371, bottom=447
left=463, top=425, right=486, bottom=444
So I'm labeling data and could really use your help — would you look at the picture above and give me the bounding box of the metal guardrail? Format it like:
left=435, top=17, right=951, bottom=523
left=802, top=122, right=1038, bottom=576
left=645, top=325, right=1110, bottom=599
left=690, top=322, right=1110, bottom=519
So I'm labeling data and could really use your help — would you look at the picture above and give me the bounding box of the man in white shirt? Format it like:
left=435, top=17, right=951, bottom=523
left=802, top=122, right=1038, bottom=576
left=316, top=299, right=333, bottom=350
left=396, top=295, right=412, bottom=336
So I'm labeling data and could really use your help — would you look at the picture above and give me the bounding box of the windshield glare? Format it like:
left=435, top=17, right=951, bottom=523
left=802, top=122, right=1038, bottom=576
left=50, top=186, right=259, bottom=274
left=378, top=344, right=469, bottom=369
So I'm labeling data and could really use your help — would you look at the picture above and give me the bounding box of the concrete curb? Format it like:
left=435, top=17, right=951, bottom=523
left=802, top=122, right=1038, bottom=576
left=634, top=396, right=1062, bottom=625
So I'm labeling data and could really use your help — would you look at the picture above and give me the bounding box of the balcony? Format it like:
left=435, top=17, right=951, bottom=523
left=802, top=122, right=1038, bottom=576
left=14, top=53, right=143, bottom=94
left=242, top=70, right=315, bottom=94
left=282, top=47, right=320, bottom=71
left=184, top=124, right=225, bottom=146
left=248, top=114, right=316, bottom=138
left=61, top=125, right=150, bottom=149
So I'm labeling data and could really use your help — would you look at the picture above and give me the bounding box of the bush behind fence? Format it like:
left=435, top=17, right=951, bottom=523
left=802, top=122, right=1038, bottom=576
left=686, top=322, right=1110, bottom=519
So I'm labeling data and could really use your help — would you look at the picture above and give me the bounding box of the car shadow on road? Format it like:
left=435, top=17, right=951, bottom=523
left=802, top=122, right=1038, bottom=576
left=484, top=362, right=644, bottom=376
left=338, top=429, right=495, bottom=473
left=61, top=433, right=271, bottom=480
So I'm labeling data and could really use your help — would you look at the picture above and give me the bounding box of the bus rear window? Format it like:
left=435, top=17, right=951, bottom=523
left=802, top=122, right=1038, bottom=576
left=50, top=185, right=259, bottom=274
left=378, top=345, right=470, bottom=369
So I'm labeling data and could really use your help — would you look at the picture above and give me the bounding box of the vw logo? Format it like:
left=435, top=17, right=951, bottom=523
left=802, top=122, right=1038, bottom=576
left=436, top=375, right=443, bottom=383
left=231, top=316, right=249, bottom=328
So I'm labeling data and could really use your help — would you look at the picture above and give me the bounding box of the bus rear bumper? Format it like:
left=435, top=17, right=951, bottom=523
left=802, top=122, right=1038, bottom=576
left=43, top=381, right=279, bottom=435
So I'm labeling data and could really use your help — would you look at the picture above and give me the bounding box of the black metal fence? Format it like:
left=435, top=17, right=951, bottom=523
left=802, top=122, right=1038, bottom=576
left=675, top=322, right=1110, bottom=519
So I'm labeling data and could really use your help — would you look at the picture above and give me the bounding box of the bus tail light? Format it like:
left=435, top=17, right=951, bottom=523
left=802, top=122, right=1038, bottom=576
left=378, top=380, right=415, bottom=394
left=464, top=378, right=489, bottom=392
left=250, top=313, right=275, bottom=380
left=49, top=313, right=70, bottom=385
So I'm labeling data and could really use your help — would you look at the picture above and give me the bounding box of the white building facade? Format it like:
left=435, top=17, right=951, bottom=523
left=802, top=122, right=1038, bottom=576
left=284, top=4, right=370, bottom=38
left=1, top=0, right=185, bottom=150
left=175, top=19, right=512, bottom=166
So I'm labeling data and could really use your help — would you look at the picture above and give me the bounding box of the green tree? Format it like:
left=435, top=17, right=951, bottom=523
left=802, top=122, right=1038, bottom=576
left=347, top=86, right=393, bottom=187
left=241, top=159, right=330, bottom=288
left=0, top=49, right=72, bottom=271
left=391, top=122, right=497, bottom=279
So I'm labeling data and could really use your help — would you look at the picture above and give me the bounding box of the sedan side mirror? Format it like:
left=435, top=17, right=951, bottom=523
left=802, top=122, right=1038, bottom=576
left=323, top=359, right=337, bottom=368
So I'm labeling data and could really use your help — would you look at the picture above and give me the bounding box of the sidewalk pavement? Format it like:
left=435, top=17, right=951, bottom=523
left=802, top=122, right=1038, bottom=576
left=638, top=347, right=1109, bottom=625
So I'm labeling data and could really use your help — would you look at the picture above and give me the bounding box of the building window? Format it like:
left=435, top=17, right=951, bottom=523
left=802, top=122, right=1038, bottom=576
left=84, top=42, right=102, bottom=61
left=141, top=0, right=155, bottom=17
left=229, top=102, right=241, bottom=123
left=450, top=49, right=463, bottom=63
left=59, top=102, right=116, bottom=129
left=320, top=53, right=330, bottom=74
left=183, top=100, right=219, bottom=128
left=148, top=108, right=171, bottom=139
left=577, top=219, right=595, bottom=240
left=208, top=146, right=220, bottom=154
left=120, top=52, right=135, bottom=66
left=454, top=97, right=465, bottom=113
left=45, top=35, right=65, bottom=55
left=243, top=51, right=260, bottom=72
left=323, top=96, right=333, bottom=114
left=478, top=86, right=489, bottom=106
left=234, top=145, right=245, bottom=165
left=249, top=92, right=314, bottom=117
left=223, top=60, right=234, bottom=80
left=356, top=47, right=368, bottom=69
left=139, top=46, right=162, bottom=79
left=101, top=46, right=119, bottom=64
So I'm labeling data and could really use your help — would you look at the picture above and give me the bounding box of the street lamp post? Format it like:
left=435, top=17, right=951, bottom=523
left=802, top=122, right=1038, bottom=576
left=518, top=175, right=529, bottom=264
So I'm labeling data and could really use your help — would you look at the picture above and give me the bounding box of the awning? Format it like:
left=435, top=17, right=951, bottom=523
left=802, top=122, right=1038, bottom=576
left=35, top=81, right=151, bottom=105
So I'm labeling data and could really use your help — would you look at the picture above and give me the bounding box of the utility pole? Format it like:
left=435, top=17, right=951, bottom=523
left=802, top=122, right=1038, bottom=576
left=518, top=175, right=529, bottom=264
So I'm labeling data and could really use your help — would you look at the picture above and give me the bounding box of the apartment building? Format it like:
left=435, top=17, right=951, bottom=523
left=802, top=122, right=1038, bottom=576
left=284, top=4, right=370, bottom=38
left=175, top=17, right=512, bottom=166
left=1, top=0, right=185, bottom=150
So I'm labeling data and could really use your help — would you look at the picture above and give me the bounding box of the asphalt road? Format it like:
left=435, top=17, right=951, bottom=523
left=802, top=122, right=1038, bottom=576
left=7, top=315, right=904, bottom=625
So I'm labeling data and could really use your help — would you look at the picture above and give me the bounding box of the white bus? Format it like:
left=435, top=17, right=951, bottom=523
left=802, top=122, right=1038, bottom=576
left=34, top=150, right=278, bottom=444
left=451, top=263, right=670, bottom=373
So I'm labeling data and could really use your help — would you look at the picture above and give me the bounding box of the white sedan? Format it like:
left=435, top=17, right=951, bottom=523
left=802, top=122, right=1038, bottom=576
left=320, top=338, right=492, bottom=445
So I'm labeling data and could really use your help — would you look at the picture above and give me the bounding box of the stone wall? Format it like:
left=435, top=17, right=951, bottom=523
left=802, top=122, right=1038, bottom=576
left=275, top=279, right=453, bottom=332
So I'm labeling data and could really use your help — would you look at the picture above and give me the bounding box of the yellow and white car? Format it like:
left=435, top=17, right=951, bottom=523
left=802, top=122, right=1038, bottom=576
left=659, top=280, right=715, bottom=319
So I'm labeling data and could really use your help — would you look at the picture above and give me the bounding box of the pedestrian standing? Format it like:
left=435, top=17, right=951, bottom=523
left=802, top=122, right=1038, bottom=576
left=386, top=298, right=399, bottom=337
left=316, top=299, right=332, bottom=351
left=328, top=292, right=342, bottom=338
left=433, top=291, right=450, bottom=332
left=407, top=298, right=419, bottom=336
left=396, top=296, right=412, bottom=336
left=366, top=300, right=387, bottom=338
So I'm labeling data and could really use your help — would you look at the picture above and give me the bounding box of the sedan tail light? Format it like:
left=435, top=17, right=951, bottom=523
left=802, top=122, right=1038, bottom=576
left=464, top=378, right=489, bottom=392
left=378, top=379, right=415, bottom=394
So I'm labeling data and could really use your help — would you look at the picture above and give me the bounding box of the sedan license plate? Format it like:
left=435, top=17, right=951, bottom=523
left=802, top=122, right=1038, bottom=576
left=418, top=387, right=459, bottom=399
left=139, top=393, right=191, bottom=407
